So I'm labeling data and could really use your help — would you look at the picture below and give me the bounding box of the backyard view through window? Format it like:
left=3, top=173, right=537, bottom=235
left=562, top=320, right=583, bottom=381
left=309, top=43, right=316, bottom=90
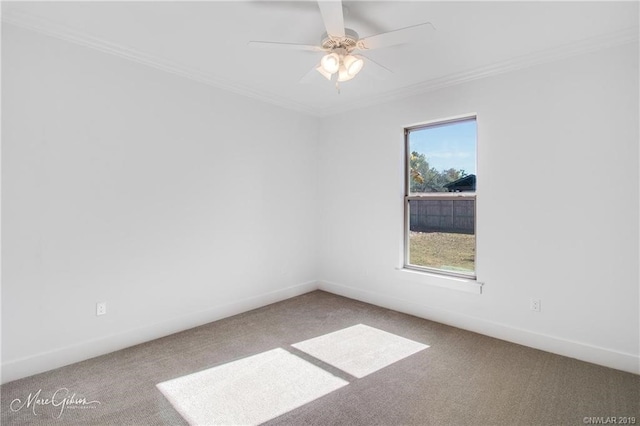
left=405, top=117, right=477, bottom=278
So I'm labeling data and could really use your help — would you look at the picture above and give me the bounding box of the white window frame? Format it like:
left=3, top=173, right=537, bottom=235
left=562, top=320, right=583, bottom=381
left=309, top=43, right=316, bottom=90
left=403, top=115, right=478, bottom=280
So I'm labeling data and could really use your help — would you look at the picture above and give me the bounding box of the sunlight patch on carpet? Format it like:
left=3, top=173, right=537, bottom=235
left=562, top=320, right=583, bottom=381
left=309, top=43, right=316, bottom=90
left=292, top=324, right=429, bottom=378
left=156, top=348, right=348, bottom=425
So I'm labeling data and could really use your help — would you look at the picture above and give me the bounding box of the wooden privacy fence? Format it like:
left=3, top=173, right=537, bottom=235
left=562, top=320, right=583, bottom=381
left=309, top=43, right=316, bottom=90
left=409, top=198, right=475, bottom=234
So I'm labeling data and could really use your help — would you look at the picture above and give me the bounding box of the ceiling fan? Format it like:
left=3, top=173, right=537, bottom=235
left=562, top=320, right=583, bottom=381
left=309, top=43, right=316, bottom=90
left=248, top=1, right=435, bottom=88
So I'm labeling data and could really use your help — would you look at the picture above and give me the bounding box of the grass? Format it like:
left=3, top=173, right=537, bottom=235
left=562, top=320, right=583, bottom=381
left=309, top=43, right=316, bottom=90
left=409, top=231, right=475, bottom=273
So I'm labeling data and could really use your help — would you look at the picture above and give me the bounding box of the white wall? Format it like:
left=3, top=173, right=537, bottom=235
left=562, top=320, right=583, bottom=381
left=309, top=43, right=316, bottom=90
left=318, top=42, right=640, bottom=373
left=1, top=24, right=319, bottom=383
left=3, top=22, right=638, bottom=383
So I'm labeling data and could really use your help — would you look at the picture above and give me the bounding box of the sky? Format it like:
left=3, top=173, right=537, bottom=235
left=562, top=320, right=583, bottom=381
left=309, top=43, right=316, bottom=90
left=409, top=119, right=477, bottom=175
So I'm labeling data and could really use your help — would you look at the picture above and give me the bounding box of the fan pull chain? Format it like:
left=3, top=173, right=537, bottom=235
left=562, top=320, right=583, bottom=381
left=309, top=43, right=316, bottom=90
left=335, top=81, right=341, bottom=94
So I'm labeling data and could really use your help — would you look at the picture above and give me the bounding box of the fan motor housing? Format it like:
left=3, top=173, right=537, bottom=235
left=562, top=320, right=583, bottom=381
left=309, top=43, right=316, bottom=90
left=321, top=28, right=359, bottom=51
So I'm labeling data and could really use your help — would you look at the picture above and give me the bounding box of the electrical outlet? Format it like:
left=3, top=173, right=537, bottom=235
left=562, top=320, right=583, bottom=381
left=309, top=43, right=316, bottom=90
left=96, top=302, right=107, bottom=316
left=530, top=299, right=541, bottom=312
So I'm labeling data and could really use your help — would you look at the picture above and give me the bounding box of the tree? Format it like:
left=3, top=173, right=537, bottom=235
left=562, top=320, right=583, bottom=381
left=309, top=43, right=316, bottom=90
left=409, top=151, right=466, bottom=193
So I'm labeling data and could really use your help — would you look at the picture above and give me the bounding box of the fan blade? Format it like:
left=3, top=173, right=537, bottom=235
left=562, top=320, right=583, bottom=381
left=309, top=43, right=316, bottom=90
left=248, top=41, right=324, bottom=52
left=357, top=22, right=435, bottom=50
left=299, top=66, right=318, bottom=84
left=360, top=55, right=393, bottom=80
left=317, top=1, right=345, bottom=37
left=301, top=62, right=339, bottom=83
left=300, top=65, right=322, bottom=84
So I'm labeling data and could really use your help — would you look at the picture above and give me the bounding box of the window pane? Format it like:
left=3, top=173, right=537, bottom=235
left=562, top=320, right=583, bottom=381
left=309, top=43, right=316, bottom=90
left=408, top=198, right=475, bottom=275
left=405, top=117, right=477, bottom=277
left=408, top=119, right=476, bottom=194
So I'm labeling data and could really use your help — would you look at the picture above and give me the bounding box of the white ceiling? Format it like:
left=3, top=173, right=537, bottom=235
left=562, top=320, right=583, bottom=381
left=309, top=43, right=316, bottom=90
left=3, top=1, right=639, bottom=116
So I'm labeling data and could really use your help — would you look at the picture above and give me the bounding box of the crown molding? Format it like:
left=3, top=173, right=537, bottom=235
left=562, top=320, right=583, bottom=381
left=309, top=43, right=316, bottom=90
left=315, top=26, right=639, bottom=117
left=2, top=9, right=637, bottom=119
left=1, top=10, right=321, bottom=117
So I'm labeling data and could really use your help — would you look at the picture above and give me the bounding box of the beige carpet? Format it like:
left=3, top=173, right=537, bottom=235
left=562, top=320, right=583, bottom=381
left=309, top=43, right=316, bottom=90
left=292, top=323, right=429, bottom=378
left=157, top=324, right=428, bottom=425
left=157, top=348, right=348, bottom=425
left=1, top=291, right=638, bottom=425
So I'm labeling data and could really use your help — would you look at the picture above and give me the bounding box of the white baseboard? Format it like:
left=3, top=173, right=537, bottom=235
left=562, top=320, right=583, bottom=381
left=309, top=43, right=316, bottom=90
left=1, top=281, right=319, bottom=384
left=4, top=279, right=637, bottom=384
left=318, top=280, right=640, bottom=375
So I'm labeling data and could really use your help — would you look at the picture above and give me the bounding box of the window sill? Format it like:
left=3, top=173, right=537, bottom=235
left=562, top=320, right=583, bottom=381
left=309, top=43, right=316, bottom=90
left=395, top=267, right=483, bottom=294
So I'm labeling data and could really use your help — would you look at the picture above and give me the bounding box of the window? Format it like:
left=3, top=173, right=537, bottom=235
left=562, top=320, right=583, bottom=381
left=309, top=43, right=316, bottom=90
left=404, top=116, right=477, bottom=279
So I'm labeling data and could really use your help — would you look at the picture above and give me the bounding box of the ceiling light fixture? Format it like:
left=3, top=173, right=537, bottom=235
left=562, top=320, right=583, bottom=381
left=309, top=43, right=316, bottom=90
left=316, top=50, right=364, bottom=84
left=320, top=52, right=340, bottom=74
left=343, top=54, right=364, bottom=76
left=337, top=64, right=354, bottom=82
left=315, top=65, right=333, bottom=81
